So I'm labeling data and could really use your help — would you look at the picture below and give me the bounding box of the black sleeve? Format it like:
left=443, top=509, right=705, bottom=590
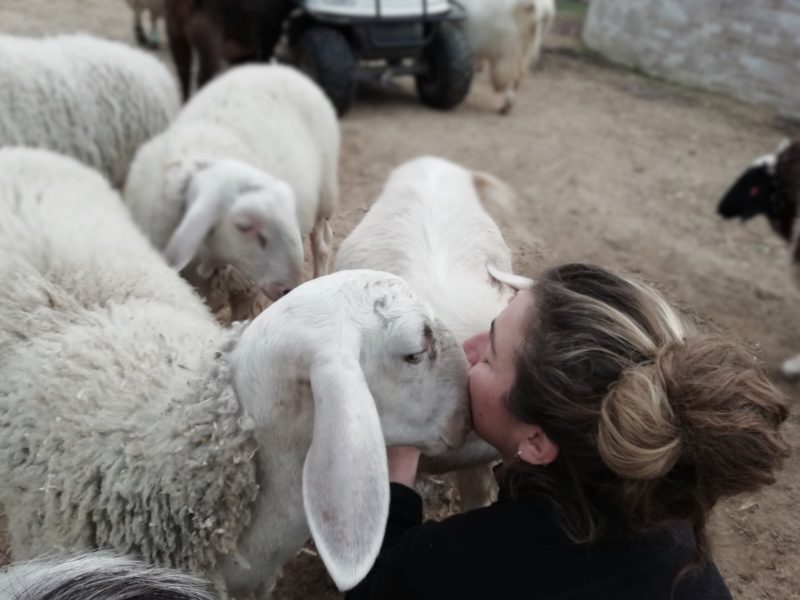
left=346, top=483, right=510, bottom=600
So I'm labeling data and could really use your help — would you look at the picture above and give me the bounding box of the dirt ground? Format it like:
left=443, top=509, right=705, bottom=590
left=2, top=1, right=799, bottom=598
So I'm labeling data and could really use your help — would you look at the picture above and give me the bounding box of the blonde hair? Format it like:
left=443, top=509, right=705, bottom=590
left=504, top=264, right=789, bottom=578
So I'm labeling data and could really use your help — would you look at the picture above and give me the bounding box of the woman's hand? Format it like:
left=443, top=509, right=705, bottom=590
left=386, top=446, right=422, bottom=488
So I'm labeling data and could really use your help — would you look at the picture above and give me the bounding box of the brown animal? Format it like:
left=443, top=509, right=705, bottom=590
left=165, top=0, right=294, bottom=100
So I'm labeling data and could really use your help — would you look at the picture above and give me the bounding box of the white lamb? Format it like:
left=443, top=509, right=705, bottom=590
left=124, top=64, right=339, bottom=306
left=0, top=148, right=469, bottom=597
left=335, top=156, right=533, bottom=510
left=459, top=0, right=556, bottom=114
left=0, top=33, right=179, bottom=188
left=125, top=0, right=165, bottom=49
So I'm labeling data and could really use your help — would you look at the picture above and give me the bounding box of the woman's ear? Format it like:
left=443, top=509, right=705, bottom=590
left=517, top=425, right=559, bottom=466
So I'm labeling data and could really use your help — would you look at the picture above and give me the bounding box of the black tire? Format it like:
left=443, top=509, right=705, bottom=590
left=294, top=28, right=357, bottom=117
left=415, top=22, right=474, bottom=110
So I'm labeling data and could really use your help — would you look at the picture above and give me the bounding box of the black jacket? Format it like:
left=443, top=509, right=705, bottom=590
left=347, top=483, right=732, bottom=600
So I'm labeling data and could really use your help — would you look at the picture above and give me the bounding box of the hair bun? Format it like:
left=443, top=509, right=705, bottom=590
left=599, top=336, right=790, bottom=499
left=598, top=344, right=683, bottom=481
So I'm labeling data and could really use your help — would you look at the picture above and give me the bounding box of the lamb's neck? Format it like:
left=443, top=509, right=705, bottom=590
left=777, top=142, right=800, bottom=242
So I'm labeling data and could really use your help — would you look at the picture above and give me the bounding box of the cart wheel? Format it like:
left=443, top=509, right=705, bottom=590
left=416, top=22, right=474, bottom=110
left=295, top=27, right=356, bottom=116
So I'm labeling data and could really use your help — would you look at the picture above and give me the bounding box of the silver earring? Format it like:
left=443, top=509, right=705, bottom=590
left=514, top=450, right=522, bottom=462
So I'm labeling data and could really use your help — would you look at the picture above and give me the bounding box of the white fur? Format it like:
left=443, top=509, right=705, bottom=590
left=0, top=33, right=179, bottom=187
left=752, top=152, right=778, bottom=175
left=124, top=64, right=340, bottom=301
left=0, top=148, right=467, bottom=596
left=335, top=156, right=532, bottom=509
left=459, top=0, right=556, bottom=114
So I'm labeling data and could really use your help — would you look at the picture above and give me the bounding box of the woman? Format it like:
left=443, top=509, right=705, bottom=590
left=347, top=263, right=790, bottom=600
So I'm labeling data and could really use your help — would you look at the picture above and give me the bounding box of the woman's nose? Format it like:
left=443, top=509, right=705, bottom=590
left=463, top=331, right=488, bottom=366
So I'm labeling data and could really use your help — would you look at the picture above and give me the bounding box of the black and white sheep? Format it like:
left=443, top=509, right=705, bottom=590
left=717, top=138, right=800, bottom=377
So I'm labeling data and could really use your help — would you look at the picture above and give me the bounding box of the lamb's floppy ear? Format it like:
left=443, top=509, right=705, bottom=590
left=303, top=354, right=389, bottom=591
left=487, top=262, right=533, bottom=291
left=164, top=184, right=222, bottom=272
left=473, top=170, right=516, bottom=213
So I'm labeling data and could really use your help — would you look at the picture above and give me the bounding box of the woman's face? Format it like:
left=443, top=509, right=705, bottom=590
left=463, top=290, right=533, bottom=460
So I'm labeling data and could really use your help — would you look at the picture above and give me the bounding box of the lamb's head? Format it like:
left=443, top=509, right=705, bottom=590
left=164, top=159, right=304, bottom=300
left=232, top=269, right=469, bottom=591
left=354, top=275, right=471, bottom=455
left=244, top=269, right=471, bottom=455
left=717, top=140, right=799, bottom=242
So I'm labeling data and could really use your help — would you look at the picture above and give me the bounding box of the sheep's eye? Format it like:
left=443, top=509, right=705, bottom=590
left=403, top=352, right=425, bottom=365
left=256, top=234, right=268, bottom=249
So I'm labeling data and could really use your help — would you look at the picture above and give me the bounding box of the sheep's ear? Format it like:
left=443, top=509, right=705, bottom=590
left=473, top=170, right=516, bottom=213
left=303, top=358, right=389, bottom=591
left=164, top=188, right=222, bottom=272
left=487, top=262, right=533, bottom=291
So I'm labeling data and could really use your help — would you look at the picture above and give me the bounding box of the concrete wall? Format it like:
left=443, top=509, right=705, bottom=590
left=583, top=0, right=800, bottom=121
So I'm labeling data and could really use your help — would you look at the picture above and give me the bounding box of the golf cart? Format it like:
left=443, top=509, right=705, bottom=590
left=288, top=0, right=474, bottom=115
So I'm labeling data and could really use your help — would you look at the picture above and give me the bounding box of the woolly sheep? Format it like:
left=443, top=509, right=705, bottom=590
left=125, top=0, right=165, bottom=49
left=124, top=64, right=339, bottom=304
left=0, top=33, right=179, bottom=188
left=717, top=138, right=800, bottom=378
left=335, top=156, right=533, bottom=509
left=459, top=0, right=556, bottom=114
left=0, top=552, right=216, bottom=600
left=0, top=148, right=469, bottom=597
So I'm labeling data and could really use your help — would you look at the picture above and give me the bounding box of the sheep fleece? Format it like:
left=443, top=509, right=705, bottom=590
left=0, top=149, right=257, bottom=590
left=0, top=33, right=179, bottom=187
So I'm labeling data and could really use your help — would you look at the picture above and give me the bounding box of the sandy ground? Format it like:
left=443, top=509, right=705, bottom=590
left=2, top=1, right=799, bottom=598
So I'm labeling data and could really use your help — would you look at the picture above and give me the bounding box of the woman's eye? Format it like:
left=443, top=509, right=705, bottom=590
left=256, top=234, right=268, bottom=249
left=403, top=352, right=425, bottom=365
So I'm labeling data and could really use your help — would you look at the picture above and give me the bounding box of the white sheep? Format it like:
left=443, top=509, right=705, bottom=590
left=0, top=552, right=216, bottom=600
left=0, top=148, right=469, bottom=597
left=335, top=156, right=533, bottom=510
left=459, top=0, right=556, bottom=114
left=0, top=33, right=179, bottom=188
left=124, top=64, right=339, bottom=304
left=125, top=0, right=165, bottom=49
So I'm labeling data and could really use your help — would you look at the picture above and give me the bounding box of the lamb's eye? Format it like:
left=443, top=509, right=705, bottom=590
left=256, top=234, right=268, bottom=249
left=403, top=352, right=425, bottom=365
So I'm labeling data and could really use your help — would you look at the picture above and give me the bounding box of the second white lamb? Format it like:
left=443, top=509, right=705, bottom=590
left=124, top=64, right=339, bottom=312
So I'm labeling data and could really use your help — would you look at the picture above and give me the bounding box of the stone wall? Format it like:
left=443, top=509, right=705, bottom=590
left=582, top=0, right=800, bottom=120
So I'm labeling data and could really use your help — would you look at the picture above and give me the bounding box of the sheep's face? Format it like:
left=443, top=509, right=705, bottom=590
left=717, top=155, right=776, bottom=223
left=356, top=277, right=471, bottom=456
left=717, top=150, right=795, bottom=242
left=198, top=164, right=304, bottom=300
